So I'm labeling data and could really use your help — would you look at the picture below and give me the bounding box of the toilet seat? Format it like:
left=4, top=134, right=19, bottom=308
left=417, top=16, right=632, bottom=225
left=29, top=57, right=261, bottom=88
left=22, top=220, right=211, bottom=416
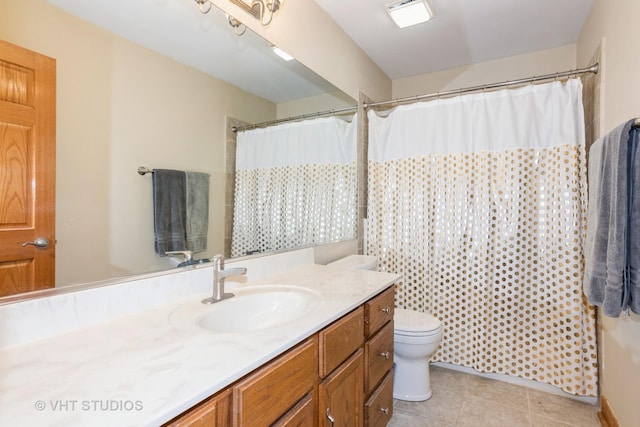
left=394, top=308, right=442, bottom=336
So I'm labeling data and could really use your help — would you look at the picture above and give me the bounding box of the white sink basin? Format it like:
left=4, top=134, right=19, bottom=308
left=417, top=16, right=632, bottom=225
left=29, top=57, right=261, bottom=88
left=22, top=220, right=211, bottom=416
left=169, top=285, right=321, bottom=334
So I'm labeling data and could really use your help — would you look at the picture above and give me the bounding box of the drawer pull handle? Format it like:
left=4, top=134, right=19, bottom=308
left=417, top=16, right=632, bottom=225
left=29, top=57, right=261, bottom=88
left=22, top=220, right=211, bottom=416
left=326, top=408, right=335, bottom=426
left=381, top=307, right=391, bottom=314
left=380, top=407, right=389, bottom=415
left=380, top=351, right=391, bottom=359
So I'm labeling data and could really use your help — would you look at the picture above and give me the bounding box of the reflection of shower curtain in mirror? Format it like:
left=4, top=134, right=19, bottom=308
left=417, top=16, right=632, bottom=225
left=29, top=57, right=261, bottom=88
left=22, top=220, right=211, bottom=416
left=367, top=79, right=598, bottom=396
left=232, top=116, right=358, bottom=257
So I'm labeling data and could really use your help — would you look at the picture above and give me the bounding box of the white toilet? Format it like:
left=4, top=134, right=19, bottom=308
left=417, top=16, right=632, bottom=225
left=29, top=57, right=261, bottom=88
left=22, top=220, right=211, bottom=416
left=393, top=308, right=443, bottom=401
left=326, top=255, right=444, bottom=401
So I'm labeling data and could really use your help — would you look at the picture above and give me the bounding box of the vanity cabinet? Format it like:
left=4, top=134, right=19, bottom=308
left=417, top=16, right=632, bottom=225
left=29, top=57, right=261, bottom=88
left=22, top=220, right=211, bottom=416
left=165, top=285, right=395, bottom=427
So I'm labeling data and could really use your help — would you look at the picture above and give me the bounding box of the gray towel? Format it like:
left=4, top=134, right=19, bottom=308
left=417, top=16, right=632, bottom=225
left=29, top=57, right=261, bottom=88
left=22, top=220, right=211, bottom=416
left=584, top=119, right=635, bottom=317
left=185, top=171, right=210, bottom=253
left=153, top=169, right=187, bottom=255
left=628, top=128, right=640, bottom=314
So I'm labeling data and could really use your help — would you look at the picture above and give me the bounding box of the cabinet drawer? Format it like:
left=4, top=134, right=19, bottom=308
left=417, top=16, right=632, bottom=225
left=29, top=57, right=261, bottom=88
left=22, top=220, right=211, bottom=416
left=233, top=337, right=317, bottom=427
left=319, top=306, right=364, bottom=378
left=364, top=372, right=393, bottom=427
left=365, top=286, right=394, bottom=338
left=364, top=320, right=394, bottom=395
left=273, top=393, right=314, bottom=427
left=165, top=388, right=232, bottom=427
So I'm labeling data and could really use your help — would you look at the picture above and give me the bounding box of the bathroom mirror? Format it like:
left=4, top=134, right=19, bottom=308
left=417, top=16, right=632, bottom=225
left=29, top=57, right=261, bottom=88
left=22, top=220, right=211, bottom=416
left=0, top=0, right=357, bottom=296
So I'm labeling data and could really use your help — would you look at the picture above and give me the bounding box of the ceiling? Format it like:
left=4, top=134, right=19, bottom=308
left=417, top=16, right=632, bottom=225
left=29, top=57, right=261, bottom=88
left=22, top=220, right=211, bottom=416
left=44, top=0, right=339, bottom=104
left=44, top=0, right=595, bottom=102
left=314, top=0, right=595, bottom=79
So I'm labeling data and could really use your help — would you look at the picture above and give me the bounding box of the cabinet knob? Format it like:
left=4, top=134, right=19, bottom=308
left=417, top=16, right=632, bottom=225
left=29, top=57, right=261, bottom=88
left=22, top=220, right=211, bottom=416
left=379, top=407, right=389, bottom=415
left=380, top=351, right=391, bottom=359
left=381, top=307, right=391, bottom=314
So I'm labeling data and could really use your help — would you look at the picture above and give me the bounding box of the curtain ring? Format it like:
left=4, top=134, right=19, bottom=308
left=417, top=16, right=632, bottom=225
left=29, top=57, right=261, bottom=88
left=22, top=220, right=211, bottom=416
left=554, top=72, right=559, bottom=82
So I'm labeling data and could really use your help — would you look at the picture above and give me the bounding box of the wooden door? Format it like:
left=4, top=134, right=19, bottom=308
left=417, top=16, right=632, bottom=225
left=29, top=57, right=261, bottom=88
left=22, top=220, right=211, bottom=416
left=319, top=349, right=364, bottom=427
left=0, top=40, right=56, bottom=297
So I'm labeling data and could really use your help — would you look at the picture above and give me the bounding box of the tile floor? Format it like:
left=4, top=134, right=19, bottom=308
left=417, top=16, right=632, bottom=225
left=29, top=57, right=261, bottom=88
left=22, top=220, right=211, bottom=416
left=388, top=366, right=601, bottom=427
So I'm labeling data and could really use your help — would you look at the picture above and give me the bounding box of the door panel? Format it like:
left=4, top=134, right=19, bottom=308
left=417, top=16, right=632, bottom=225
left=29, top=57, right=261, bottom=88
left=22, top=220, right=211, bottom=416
left=0, top=41, right=56, bottom=297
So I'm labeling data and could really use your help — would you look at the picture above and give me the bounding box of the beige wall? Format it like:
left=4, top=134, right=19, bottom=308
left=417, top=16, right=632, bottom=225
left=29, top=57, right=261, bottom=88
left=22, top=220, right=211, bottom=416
left=0, top=0, right=277, bottom=286
left=392, top=44, right=577, bottom=98
left=210, top=0, right=392, bottom=103
left=578, top=1, right=640, bottom=426
left=277, top=91, right=355, bottom=118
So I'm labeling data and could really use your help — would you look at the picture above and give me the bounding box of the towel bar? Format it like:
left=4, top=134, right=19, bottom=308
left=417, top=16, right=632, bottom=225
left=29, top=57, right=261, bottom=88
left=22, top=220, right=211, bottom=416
left=138, top=167, right=154, bottom=175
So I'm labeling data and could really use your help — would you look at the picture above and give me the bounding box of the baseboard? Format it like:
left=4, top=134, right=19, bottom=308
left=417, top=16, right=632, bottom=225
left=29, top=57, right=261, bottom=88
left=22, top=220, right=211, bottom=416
left=598, top=396, right=619, bottom=427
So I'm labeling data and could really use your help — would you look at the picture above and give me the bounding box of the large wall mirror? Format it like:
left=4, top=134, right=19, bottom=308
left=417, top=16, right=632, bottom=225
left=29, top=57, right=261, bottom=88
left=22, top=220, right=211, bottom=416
left=0, top=0, right=357, bottom=296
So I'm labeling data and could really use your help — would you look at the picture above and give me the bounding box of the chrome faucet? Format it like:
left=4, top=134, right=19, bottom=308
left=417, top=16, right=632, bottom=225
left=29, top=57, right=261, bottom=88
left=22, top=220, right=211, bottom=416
left=201, top=254, right=247, bottom=304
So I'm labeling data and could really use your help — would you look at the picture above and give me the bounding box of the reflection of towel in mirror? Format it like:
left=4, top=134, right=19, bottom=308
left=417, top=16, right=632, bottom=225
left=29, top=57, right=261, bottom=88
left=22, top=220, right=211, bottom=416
left=185, top=171, right=210, bottom=253
left=153, top=169, right=187, bottom=255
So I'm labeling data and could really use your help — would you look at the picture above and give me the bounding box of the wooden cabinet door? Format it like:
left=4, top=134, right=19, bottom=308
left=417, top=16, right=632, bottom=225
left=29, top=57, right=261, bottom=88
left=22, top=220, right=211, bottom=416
left=319, top=349, right=364, bottom=427
left=0, top=40, right=56, bottom=297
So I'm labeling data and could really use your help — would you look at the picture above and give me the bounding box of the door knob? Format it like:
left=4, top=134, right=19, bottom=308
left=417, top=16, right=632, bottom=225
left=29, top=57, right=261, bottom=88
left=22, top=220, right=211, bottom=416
left=22, top=237, right=50, bottom=249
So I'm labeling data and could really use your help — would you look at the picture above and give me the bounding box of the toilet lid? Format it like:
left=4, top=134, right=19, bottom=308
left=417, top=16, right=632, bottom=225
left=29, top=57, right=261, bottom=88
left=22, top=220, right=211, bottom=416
left=394, top=308, right=442, bottom=333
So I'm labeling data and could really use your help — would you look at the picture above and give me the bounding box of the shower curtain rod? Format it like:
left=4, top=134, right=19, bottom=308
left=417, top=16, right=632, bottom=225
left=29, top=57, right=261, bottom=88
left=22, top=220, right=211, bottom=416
left=232, top=105, right=358, bottom=133
left=364, top=63, right=599, bottom=109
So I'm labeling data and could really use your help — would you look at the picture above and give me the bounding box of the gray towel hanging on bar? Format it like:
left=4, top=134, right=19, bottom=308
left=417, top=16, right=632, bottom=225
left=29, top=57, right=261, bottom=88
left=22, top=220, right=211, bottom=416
left=584, top=119, right=640, bottom=317
left=185, top=171, right=210, bottom=253
left=153, top=169, right=187, bottom=255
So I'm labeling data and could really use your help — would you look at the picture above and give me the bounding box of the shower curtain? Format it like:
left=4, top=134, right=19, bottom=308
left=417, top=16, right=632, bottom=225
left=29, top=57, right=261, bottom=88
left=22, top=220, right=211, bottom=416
left=367, top=79, right=598, bottom=396
left=232, top=116, right=357, bottom=257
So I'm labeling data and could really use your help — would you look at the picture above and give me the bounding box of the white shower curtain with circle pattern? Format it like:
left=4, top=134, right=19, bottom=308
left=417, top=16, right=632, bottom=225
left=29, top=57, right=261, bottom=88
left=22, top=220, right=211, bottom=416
left=367, top=79, right=598, bottom=396
left=232, top=116, right=357, bottom=257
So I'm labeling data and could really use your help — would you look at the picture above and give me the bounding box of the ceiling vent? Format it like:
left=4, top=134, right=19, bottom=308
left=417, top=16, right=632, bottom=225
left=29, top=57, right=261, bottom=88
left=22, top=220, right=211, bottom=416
left=386, top=0, right=434, bottom=29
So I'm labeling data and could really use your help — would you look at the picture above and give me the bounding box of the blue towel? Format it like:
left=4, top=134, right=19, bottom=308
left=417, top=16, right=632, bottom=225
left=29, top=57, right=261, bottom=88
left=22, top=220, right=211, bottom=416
left=153, top=169, right=187, bottom=255
left=584, top=119, right=636, bottom=317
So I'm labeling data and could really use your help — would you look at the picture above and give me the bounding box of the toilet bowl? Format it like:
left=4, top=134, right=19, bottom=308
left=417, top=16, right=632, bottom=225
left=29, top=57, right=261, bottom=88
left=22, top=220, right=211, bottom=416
left=326, top=255, right=443, bottom=401
left=393, top=308, right=443, bottom=401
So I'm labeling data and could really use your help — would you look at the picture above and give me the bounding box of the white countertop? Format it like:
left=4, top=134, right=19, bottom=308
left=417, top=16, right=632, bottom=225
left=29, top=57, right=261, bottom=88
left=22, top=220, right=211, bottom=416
left=0, top=264, right=399, bottom=427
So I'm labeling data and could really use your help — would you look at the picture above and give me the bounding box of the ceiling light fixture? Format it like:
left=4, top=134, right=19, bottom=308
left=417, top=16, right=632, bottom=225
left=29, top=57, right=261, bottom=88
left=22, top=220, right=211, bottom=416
left=194, top=0, right=212, bottom=14
left=386, top=0, right=434, bottom=29
left=226, top=14, right=247, bottom=36
left=271, top=46, right=293, bottom=61
left=229, top=0, right=283, bottom=26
